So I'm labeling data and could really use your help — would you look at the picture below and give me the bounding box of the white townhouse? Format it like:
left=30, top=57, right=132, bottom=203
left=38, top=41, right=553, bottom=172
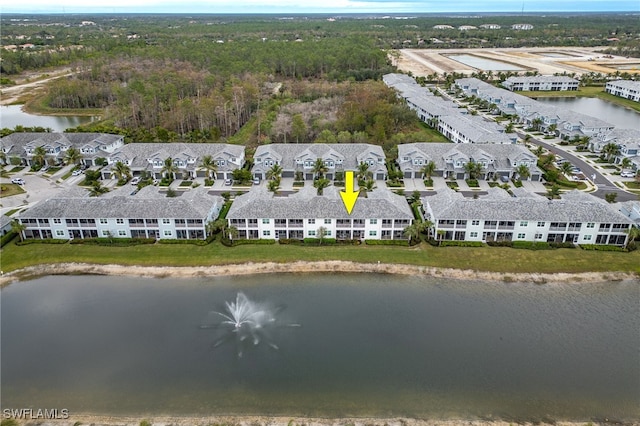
left=252, top=143, right=387, bottom=181
left=0, top=132, right=124, bottom=167
left=589, top=128, right=640, bottom=168
left=227, top=185, right=413, bottom=241
left=501, top=76, right=579, bottom=92
left=556, top=111, right=615, bottom=140
left=101, top=143, right=244, bottom=180
left=479, top=24, right=501, bottom=29
left=423, top=187, right=632, bottom=246
left=511, top=23, right=534, bottom=30
left=437, top=114, right=517, bottom=145
left=606, top=80, right=640, bottom=102
left=397, top=143, right=542, bottom=181
left=618, top=201, right=640, bottom=228
left=405, top=94, right=461, bottom=123
left=16, top=186, right=223, bottom=241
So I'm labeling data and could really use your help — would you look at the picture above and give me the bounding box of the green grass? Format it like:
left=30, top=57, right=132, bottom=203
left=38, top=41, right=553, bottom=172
left=0, top=184, right=26, bottom=198
left=1, top=240, right=639, bottom=275
left=4, top=208, right=23, bottom=216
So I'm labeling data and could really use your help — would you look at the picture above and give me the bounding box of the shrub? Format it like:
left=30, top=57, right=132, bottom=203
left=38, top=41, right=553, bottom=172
left=486, top=240, right=513, bottom=247
left=0, top=231, right=17, bottom=248
left=278, top=238, right=304, bottom=245
left=157, top=237, right=213, bottom=246
left=511, top=179, right=523, bottom=188
left=548, top=242, right=576, bottom=249
left=179, top=180, right=193, bottom=187
left=465, top=179, right=479, bottom=188
left=16, top=238, right=69, bottom=245
left=224, top=239, right=277, bottom=246
left=512, top=241, right=552, bottom=250
left=303, top=237, right=337, bottom=245
left=440, top=240, right=484, bottom=247
left=69, top=237, right=156, bottom=246
left=423, top=178, right=433, bottom=187
left=204, top=178, right=215, bottom=186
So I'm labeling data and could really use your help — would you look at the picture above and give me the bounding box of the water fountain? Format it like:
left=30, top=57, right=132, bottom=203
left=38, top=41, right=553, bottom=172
left=200, top=292, right=300, bottom=357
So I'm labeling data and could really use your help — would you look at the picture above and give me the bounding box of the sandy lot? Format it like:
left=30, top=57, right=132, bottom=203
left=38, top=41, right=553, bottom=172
left=394, top=46, right=640, bottom=77
left=0, top=67, right=75, bottom=105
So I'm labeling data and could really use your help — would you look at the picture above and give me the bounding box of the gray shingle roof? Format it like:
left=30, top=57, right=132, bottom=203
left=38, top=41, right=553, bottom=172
left=425, top=188, right=632, bottom=223
left=19, top=187, right=222, bottom=220
left=228, top=185, right=413, bottom=220
left=0, top=132, right=123, bottom=158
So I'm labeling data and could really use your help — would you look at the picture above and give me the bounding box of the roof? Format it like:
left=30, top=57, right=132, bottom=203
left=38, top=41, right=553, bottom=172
left=503, top=75, right=578, bottom=84
left=228, top=185, right=413, bottom=220
left=606, top=80, right=640, bottom=91
left=0, top=132, right=124, bottom=157
left=19, top=187, right=222, bottom=220
left=425, top=188, right=632, bottom=224
left=438, top=114, right=515, bottom=144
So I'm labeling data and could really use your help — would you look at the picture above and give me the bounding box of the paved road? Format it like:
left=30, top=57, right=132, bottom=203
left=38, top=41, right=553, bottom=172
left=517, top=132, right=638, bottom=202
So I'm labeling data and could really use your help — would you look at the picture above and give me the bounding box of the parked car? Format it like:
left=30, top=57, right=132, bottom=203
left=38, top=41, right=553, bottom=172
left=620, top=170, right=636, bottom=178
left=253, top=177, right=260, bottom=185
left=72, top=169, right=82, bottom=176
left=11, top=178, right=25, bottom=185
left=224, top=178, right=233, bottom=186
left=130, top=177, right=141, bottom=185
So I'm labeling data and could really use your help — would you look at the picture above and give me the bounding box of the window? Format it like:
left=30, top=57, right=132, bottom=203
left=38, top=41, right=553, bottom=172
left=517, top=233, right=526, bottom=239
left=324, top=229, right=331, bottom=236
left=100, top=218, right=108, bottom=224
left=116, top=218, right=124, bottom=224
left=118, top=230, right=127, bottom=236
left=163, top=230, right=172, bottom=236
left=56, top=230, right=64, bottom=236
left=262, top=230, right=271, bottom=236
left=262, top=218, right=270, bottom=224
left=471, top=220, right=480, bottom=226
left=308, top=230, right=316, bottom=236
left=53, top=218, right=61, bottom=224
left=537, top=222, right=545, bottom=227
left=324, top=219, right=331, bottom=224
left=101, top=230, right=109, bottom=236
left=520, top=221, right=528, bottom=227
left=535, top=233, right=543, bottom=239
left=162, top=218, right=171, bottom=224
left=369, top=230, right=377, bottom=236
left=370, top=219, right=377, bottom=225
left=308, top=219, right=315, bottom=225
left=583, top=235, right=592, bottom=241
left=469, top=232, right=478, bottom=238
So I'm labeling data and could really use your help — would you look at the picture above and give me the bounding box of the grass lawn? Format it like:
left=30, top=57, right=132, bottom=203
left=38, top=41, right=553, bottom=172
left=0, top=183, right=26, bottom=198
left=1, top=240, right=639, bottom=275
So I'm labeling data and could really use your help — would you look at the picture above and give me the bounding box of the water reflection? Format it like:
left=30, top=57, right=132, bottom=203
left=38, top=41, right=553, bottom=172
left=0, top=105, right=96, bottom=132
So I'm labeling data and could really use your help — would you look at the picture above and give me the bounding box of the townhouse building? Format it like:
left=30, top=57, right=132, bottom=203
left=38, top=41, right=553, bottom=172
left=17, top=186, right=223, bottom=241
left=501, top=76, right=579, bottom=92
left=397, top=143, right=542, bottom=181
left=589, top=128, right=640, bottom=168
left=605, top=80, right=640, bottom=102
left=423, top=188, right=632, bottom=246
left=227, top=185, right=413, bottom=241
left=0, top=132, right=124, bottom=167
left=100, top=143, right=244, bottom=181
left=437, top=114, right=517, bottom=144
left=252, top=143, right=387, bottom=181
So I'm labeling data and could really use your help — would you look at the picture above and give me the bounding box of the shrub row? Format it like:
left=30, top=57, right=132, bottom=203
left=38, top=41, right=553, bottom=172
left=512, top=241, right=552, bottom=250
left=0, top=231, right=17, bottom=248
left=549, top=242, right=576, bottom=249
left=16, top=238, right=70, bottom=245
left=302, top=237, right=337, bottom=245
left=69, top=237, right=156, bottom=246
left=440, top=240, right=484, bottom=247
left=157, top=235, right=215, bottom=245
left=579, top=244, right=625, bottom=252
left=222, top=238, right=277, bottom=247
left=364, top=239, right=409, bottom=246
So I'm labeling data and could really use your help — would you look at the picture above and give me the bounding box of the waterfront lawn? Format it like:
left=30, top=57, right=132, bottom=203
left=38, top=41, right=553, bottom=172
left=1, top=240, right=639, bottom=275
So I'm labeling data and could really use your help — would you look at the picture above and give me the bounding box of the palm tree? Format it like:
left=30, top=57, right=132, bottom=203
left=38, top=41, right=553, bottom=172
left=267, top=178, right=281, bottom=194
left=356, top=162, right=372, bottom=182
left=266, top=163, right=283, bottom=181
left=11, top=219, right=27, bottom=242
left=113, top=161, right=131, bottom=182
left=162, top=157, right=179, bottom=181
left=32, top=146, right=47, bottom=169
left=420, top=160, right=436, bottom=181
left=626, top=226, right=640, bottom=250
left=533, top=145, right=545, bottom=157
left=541, top=152, right=556, bottom=168
left=312, top=158, right=328, bottom=179
left=464, top=161, right=484, bottom=180
left=200, top=155, right=218, bottom=179
left=422, top=219, right=434, bottom=240
left=620, top=157, right=632, bottom=170
left=516, top=164, right=530, bottom=181
left=64, top=147, right=83, bottom=166
left=313, top=178, right=330, bottom=195
left=89, top=182, right=109, bottom=197
left=560, top=161, right=574, bottom=177
left=547, top=184, right=561, bottom=200
left=602, top=143, right=620, bottom=163
left=436, top=229, right=446, bottom=246
left=360, top=178, right=375, bottom=194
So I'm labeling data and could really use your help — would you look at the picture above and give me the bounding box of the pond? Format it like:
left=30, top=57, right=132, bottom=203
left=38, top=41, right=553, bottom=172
left=535, top=96, right=640, bottom=130
left=446, top=54, right=525, bottom=71
left=1, top=274, right=638, bottom=421
left=0, top=104, right=96, bottom=131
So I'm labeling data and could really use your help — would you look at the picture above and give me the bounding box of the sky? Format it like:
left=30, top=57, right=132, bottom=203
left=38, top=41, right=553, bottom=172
left=2, top=0, right=639, bottom=14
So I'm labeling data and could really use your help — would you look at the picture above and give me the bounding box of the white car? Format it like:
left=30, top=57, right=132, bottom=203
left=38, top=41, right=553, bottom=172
left=620, top=170, right=636, bottom=178
left=130, top=177, right=141, bottom=185
left=72, top=169, right=82, bottom=176
left=11, top=178, right=25, bottom=185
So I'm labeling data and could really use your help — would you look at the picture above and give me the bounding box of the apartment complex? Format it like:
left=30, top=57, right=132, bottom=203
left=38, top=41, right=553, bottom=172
left=501, top=76, right=579, bottom=92
left=605, top=80, right=640, bottom=102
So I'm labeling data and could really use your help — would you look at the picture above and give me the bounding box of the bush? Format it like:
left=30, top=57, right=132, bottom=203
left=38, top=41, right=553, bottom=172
left=179, top=180, right=193, bottom=187
left=69, top=237, right=156, bottom=246
left=465, top=179, right=479, bottom=188
left=423, top=178, right=433, bottom=187
left=440, top=240, right=484, bottom=247
left=204, top=178, right=215, bottom=186
left=16, top=238, right=69, bottom=245
left=365, top=239, right=409, bottom=246
left=224, top=239, right=277, bottom=246
left=0, top=231, right=17, bottom=248
left=579, top=244, right=625, bottom=252
left=303, top=237, right=337, bottom=245
left=278, top=238, right=304, bottom=245
left=512, top=241, right=552, bottom=250
left=486, top=240, right=513, bottom=247
left=511, top=179, right=523, bottom=188
left=386, top=181, right=404, bottom=188
left=548, top=242, right=576, bottom=249
left=157, top=236, right=214, bottom=246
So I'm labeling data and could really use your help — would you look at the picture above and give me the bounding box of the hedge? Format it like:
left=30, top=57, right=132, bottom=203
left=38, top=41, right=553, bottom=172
left=69, top=237, right=156, bottom=246
left=548, top=242, right=576, bottom=249
left=511, top=241, right=552, bottom=250
left=486, top=241, right=513, bottom=247
left=222, top=238, right=277, bottom=246
left=364, top=239, right=409, bottom=246
left=303, top=237, right=337, bottom=245
left=440, top=240, right=484, bottom=247
left=0, top=231, right=17, bottom=248
left=579, top=244, right=626, bottom=252
left=16, top=238, right=70, bottom=245
left=158, top=235, right=215, bottom=245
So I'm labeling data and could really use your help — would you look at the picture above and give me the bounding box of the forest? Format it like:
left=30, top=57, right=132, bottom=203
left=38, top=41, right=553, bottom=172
left=1, top=13, right=638, bottom=151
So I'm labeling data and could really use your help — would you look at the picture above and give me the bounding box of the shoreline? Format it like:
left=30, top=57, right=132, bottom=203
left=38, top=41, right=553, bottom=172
left=1, top=261, right=637, bottom=286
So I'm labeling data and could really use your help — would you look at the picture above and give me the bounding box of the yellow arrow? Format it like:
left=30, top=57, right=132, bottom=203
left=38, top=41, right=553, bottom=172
left=340, top=170, right=359, bottom=215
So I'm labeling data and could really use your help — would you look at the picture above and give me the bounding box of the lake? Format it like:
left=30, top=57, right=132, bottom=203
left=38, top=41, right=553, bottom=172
left=446, top=54, right=525, bottom=71
left=534, top=97, right=640, bottom=130
left=1, top=274, right=638, bottom=421
left=0, top=104, right=96, bottom=132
